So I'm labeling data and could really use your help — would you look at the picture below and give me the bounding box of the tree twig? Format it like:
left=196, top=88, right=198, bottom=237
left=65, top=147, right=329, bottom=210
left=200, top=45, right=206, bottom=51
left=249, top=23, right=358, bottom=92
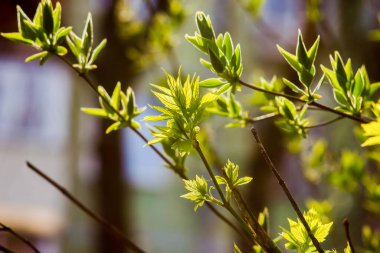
left=239, top=79, right=370, bottom=123
left=250, top=126, right=325, bottom=253
left=343, top=218, right=356, bottom=253
left=25, top=162, right=146, bottom=253
left=0, top=222, right=40, bottom=253
left=0, top=244, right=16, bottom=253
left=304, top=116, right=344, bottom=129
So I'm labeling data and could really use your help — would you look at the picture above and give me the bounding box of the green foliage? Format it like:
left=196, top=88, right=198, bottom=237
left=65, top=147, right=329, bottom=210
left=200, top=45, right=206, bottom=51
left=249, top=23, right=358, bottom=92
left=321, top=52, right=379, bottom=115
left=239, top=0, right=266, bottom=19
left=181, top=175, right=222, bottom=211
left=66, top=13, right=107, bottom=73
left=251, top=76, right=284, bottom=112
left=281, top=209, right=333, bottom=252
left=302, top=139, right=328, bottom=183
left=275, top=97, right=309, bottom=137
left=1, top=0, right=71, bottom=64
left=215, top=160, right=253, bottom=202
left=186, top=12, right=243, bottom=92
left=361, top=120, right=380, bottom=147
left=81, top=83, right=145, bottom=133
left=144, top=71, right=218, bottom=155
left=277, top=31, right=321, bottom=100
left=328, top=151, right=365, bottom=192
left=362, top=225, right=380, bottom=253
left=207, top=92, right=249, bottom=128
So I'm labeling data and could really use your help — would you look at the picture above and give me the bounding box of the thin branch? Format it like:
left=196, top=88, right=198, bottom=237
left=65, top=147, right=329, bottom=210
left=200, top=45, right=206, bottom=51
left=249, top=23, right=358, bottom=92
left=239, top=79, right=370, bottom=123
left=193, top=140, right=282, bottom=253
left=25, top=162, right=146, bottom=253
left=0, top=222, right=40, bottom=253
left=343, top=218, right=356, bottom=253
left=0, top=244, right=16, bottom=253
left=57, top=54, right=248, bottom=245
left=304, top=116, right=344, bottom=129
left=250, top=127, right=325, bottom=253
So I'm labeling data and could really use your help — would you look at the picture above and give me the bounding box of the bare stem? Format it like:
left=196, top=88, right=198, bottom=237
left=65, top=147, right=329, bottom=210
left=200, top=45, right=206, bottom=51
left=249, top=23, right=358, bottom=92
left=250, top=127, right=325, bottom=253
left=239, top=79, right=370, bottom=123
left=305, top=116, right=344, bottom=129
left=343, top=218, right=356, bottom=253
left=25, top=162, right=146, bottom=253
left=0, top=244, right=15, bottom=253
left=0, top=222, right=40, bottom=253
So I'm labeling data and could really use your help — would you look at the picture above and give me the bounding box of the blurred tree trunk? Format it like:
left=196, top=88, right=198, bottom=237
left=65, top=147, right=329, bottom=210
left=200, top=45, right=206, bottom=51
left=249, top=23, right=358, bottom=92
left=93, top=1, right=133, bottom=253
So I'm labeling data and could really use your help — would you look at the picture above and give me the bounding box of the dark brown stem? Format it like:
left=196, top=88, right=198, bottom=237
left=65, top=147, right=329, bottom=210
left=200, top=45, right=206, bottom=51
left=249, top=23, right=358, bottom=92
left=304, top=116, right=344, bottom=129
left=0, top=222, right=40, bottom=253
left=343, top=218, right=356, bottom=253
left=0, top=244, right=15, bottom=253
left=250, top=127, right=325, bottom=253
left=239, top=79, right=370, bottom=124
left=25, top=162, right=146, bottom=253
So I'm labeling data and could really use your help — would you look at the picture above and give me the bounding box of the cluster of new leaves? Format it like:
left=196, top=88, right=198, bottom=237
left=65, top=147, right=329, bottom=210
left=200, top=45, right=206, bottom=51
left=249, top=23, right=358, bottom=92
left=207, top=93, right=249, bottom=128
left=1, top=0, right=71, bottom=64
left=251, top=77, right=284, bottom=112
left=321, top=52, right=379, bottom=115
left=275, top=97, right=309, bottom=137
left=362, top=101, right=380, bottom=146
left=277, top=31, right=321, bottom=101
left=281, top=209, right=333, bottom=252
left=186, top=12, right=243, bottom=92
left=180, top=175, right=222, bottom=211
left=215, top=160, right=252, bottom=202
left=66, top=14, right=107, bottom=73
left=145, top=72, right=218, bottom=156
left=82, top=83, right=145, bottom=134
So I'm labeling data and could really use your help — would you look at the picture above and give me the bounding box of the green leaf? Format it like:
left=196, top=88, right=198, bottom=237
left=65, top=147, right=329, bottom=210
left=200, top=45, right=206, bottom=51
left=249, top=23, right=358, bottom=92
left=199, top=78, right=226, bottom=88
left=89, top=38, right=107, bottom=64
left=195, top=12, right=214, bottom=40
left=82, top=13, right=94, bottom=57
left=208, top=48, right=225, bottom=73
left=307, top=36, right=320, bottom=67
left=106, top=121, right=122, bottom=134
left=235, top=176, right=253, bottom=186
left=42, top=0, right=54, bottom=35
left=277, top=45, right=303, bottom=73
left=25, top=51, right=49, bottom=62
left=332, top=89, right=348, bottom=107
left=16, top=6, right=36, bottom=40
left=362, top=121, right=380, bottom=147
left=283, top=78, right=306, bottom=95
left=56, top=45, right=67, bottom=56
left=223, top=32, right=233, bottom=59
left=81, top=108, right=107, bottom=118
left=1, top=32, right=33, bottom=45
left=126, top=87, right=135, bottom=117
left=52, top=2, right=61, bottom=33
left=296, top=30, right=309, bottom=68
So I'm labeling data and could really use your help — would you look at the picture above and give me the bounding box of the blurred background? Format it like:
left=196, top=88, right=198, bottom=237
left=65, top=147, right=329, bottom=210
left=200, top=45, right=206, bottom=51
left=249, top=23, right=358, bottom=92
left=0, top=0, right=380, bottom=252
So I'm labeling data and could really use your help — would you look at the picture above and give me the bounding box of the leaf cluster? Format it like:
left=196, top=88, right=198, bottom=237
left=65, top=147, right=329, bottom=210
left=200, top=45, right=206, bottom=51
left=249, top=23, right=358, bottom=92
left=1, top=0, right=71, bottom=64
left=277, top=31, right=321, bottom=101
left=186, top=12, right=243, bottom=92
left=215, top=160, right=252, bottom=202
left=145, top=72, right=218, bottom=155
left=321, top=52, right=380, bottom=115
left=275, top=97, right=309, bottom=137
left=82, top=83, right=145, bottom=134
left=66, top=14, right=107, bottom=73
left=281, top=209, right=333, bottom=253
left=180, top=175, right=222, bottom=211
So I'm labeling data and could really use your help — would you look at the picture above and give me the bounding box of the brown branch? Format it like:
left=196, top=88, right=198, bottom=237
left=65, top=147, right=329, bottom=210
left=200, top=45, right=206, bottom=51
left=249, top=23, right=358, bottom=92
left=304, top=116, right=344, bottom=129
left=239, top=79, right=370, bottom=124
left=0, top=222, right=40, bottom=253
left=0, top=244, right=16, bottom=253
left=250, top=127, right=325, bottom=253
left=25, top=162, right=146, bottom=253
left=343, top=218, right=356, bottom=253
